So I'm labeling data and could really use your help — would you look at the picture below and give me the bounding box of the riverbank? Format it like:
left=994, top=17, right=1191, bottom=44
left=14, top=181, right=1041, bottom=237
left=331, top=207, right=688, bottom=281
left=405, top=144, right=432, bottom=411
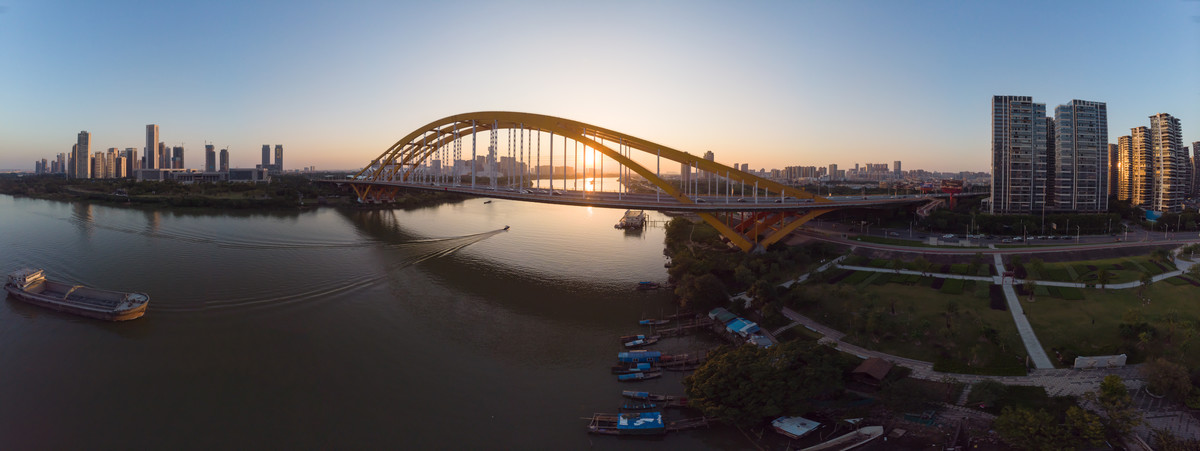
left=0, top=174, right=468, bottom=211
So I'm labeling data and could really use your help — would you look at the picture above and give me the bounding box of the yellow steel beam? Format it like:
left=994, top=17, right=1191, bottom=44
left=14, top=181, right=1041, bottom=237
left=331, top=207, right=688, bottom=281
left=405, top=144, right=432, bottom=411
left=759, top=208, right=835, bottom=248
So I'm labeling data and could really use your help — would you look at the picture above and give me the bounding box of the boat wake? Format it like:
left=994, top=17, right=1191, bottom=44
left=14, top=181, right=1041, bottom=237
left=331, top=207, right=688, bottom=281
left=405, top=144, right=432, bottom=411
left=149, top=229, right=504, bottom=315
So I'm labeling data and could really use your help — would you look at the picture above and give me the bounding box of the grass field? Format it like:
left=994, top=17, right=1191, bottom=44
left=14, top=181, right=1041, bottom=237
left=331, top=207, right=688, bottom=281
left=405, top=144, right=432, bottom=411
left=787, top=281, right=1026, bottom=374
left=1023, top=255, right=1176, bottom=285
left=1023, top=282, right=1200, bottom=368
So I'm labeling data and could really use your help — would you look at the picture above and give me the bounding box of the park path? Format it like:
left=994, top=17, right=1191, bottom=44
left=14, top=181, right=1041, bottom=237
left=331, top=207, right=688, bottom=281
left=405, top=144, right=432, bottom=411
left=993, top=254, right=1056, bottom=369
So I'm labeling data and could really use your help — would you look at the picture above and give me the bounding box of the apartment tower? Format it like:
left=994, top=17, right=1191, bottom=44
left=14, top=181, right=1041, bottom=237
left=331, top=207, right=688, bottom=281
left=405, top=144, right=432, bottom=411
left=1052, top=100, right=1107, bottom=211
left=1149, top=113, right=1184, bottom=212
left=145, top=125, right=159, bottom=169
left=205, top=145, right=216, bottom=172
left=74, top=131, right=91, bottom=179
left=991, top=96, right=1048, bottom=214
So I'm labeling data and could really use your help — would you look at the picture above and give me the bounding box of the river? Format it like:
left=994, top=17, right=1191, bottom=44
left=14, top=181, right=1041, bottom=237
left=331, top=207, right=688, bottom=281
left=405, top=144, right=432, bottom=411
left=0, top=194, right=753, bottom=449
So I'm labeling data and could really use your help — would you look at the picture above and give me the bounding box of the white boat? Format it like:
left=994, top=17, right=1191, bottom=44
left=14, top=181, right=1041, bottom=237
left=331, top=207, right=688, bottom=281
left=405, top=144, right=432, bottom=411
left=800, top=426, right=883, bottom=451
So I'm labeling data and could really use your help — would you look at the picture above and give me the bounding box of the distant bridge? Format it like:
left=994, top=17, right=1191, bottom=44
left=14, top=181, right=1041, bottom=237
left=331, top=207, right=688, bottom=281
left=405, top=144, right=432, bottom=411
left=344, top=112, right=977, bottom=251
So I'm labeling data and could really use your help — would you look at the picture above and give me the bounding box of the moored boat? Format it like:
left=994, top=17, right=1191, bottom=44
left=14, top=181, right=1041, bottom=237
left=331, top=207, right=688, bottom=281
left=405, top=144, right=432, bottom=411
left=617, top=368, right=663, bottom=381
left=638, top=318, right=670, bottom=326
left=799, top=425, right=883, bottom=451
left=624, top=336, right=660, bottom=348
left=612, top=362, right=655, bottom=375
left=587, top=411, right=666, bottom=435
left=619, top=402, right=658, bottom=411
left=4, top=268, right=149, bottom=321
left=621, top=391, right=689, bottom=407
left=636, top=281, right=660, bottom=290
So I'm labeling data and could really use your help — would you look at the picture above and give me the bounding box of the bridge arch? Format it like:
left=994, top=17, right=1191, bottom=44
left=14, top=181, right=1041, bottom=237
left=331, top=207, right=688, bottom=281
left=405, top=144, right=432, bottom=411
left=351, top=111, right=833, bottom=251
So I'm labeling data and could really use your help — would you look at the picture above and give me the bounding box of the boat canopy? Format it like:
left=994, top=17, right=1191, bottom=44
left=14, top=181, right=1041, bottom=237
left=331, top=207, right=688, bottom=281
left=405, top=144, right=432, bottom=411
left=618, top=350, right=661, bottom=362
left=772, top=416, right=820, bottom=439
left=617, top=412, right=664, bottom=431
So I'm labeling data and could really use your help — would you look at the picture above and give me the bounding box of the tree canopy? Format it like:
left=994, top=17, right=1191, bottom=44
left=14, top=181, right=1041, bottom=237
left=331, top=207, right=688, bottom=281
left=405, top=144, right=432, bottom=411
left=683, top=341, right=848, bottom=426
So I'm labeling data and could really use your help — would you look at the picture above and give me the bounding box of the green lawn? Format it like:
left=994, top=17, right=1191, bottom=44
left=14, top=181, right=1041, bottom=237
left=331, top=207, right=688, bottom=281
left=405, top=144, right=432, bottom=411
left=787, top=282, right=1026, bottom=374
left=1032, top=255, right=1176, bottom=285
left=1023, top=282, right=1200, bottom=368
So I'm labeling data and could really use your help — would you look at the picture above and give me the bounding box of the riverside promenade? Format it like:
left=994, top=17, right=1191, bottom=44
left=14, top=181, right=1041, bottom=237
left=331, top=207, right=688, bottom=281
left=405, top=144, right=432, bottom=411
left=737, top=245, right=1200, bottom=441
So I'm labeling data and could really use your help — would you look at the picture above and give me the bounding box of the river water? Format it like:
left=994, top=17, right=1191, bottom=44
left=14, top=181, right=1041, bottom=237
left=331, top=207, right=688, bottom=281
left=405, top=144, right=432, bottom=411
left=0, top=194, right=751, bottom=449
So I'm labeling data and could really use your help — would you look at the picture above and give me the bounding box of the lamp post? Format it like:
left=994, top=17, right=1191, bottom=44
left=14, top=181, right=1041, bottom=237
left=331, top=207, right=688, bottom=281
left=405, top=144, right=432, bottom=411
left=1076, top=225, right=1080, bottom=244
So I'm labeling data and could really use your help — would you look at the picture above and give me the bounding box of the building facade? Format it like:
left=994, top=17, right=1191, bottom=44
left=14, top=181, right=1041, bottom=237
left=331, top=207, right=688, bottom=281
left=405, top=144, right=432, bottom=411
left=1149, top=113, right=1184, bottom=212
left=1052, top=100, right=1107, bottom=212
left=74, top=131, right=91, bottom=179
left=219, top=148, right=229, bottom=172
left=991, top=96, right=1049, bottom=214
left=205, top=145, right=216, bottom=172
left=145, top=125, right=158, bottom=169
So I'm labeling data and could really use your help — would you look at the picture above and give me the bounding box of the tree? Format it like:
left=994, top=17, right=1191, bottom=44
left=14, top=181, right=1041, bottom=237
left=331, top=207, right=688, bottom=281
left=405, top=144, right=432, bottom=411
left=1090, top=375, right=1141, bottom=436
left=994, top=407, right=1071, bottom=450
left=675, top=273, right=728, bottom=312
left=683, top=341, right=846, bottom=427
left=1139, top=271, right=1154, bottom=300
left=1023, top=280, right=1037, bottom=301
left=1097, top=269, right=1112, bottom=292
left=1141, top=358, right=1192, bottom=400
left=1064, top=406, right=1105, bottom=447
left=1028, top=258, right=1045, bottom=279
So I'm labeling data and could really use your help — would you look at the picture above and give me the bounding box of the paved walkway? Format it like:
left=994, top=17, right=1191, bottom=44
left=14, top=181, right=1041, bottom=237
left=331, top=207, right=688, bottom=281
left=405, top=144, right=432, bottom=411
left=993, top=254, right=1055, bottom=369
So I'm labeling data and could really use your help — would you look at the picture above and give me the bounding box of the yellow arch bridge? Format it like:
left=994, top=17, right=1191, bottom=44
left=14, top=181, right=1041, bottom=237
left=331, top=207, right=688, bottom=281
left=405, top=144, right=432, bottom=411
left=346, top=112, right=959, bottom=252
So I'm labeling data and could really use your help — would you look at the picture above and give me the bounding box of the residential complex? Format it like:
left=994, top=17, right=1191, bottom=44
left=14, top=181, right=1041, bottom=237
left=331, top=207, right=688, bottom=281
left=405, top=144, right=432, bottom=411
left=990, top=95, right=1049, bottom=214
left=1113, top=114, right=1189, bottom=213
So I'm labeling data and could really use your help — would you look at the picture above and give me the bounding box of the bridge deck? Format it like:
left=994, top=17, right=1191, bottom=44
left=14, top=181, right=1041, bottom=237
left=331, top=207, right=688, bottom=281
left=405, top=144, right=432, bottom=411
left=336, top=180, right=976, bottom=212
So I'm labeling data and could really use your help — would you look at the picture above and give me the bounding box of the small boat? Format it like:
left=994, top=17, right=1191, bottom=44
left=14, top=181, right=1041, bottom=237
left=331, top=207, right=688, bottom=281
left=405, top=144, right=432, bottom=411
left=619, top=402, right=658, bottom=411
left=503, top=225, right=510, bottom=231
left=617, top=369, right=663, bottom=381
left=587, top=412, right=666, bottom=436
left=617, top=350, right=661, bottom=363
left=638, top=318, right=670, bottom=326
left=624, top=336, right=660, bottom=348
left=619, top=334, right=650, bottom=342
left=799, top=426, right=884, bottom=451
left=4, top=268, right=149, bottom=321
left=636, top=281, right=660, bottom=291
left=612, top=362, right=654, bottom=375
left=483, top=200, right=492, bottom=204
left=621, top=391, right=689, bottom=407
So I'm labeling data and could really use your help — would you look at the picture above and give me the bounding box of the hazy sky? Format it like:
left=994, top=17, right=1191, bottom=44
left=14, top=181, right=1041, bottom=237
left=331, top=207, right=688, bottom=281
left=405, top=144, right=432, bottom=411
left=1, top=0, right=1198, bottom=172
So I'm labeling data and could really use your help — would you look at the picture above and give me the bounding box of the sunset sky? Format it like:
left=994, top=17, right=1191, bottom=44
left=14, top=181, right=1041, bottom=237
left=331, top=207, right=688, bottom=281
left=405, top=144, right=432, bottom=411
left=1, top=0, right=1197, bottom=172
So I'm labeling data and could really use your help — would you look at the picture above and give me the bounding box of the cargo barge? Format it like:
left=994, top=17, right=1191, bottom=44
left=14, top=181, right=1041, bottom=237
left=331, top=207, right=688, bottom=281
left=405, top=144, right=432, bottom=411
left=5, top=268, right=149, bottom=321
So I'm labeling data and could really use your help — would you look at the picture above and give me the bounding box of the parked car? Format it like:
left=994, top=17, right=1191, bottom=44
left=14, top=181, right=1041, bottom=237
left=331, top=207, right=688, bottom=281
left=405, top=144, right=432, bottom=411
left=942, top=234, right=956, bottom=239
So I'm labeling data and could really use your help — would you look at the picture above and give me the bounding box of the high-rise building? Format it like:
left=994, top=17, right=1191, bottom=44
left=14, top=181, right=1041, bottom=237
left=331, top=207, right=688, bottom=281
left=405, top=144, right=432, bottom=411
left=1107, top=143, right=1119, bottom=200
left=991, top=96, right=1049, bottom=214
left=172, top=146, right=184, bottom=169
left=145, top=125, right=158, bottom=169
left=828, top=164, right=838, bottom=181
left=1194, top=141, right=1200, bottom=198
left=1052, top=100, right=1107, bottom=212
left=262, top=145, right=271, bottom=168
left=123, top=148, right=138, bottom=178
left=1149, top=113, right=1184, bottom=212
left=74, top=131, right=91, bottom=179
left=1130, top=127, right=1154, bottom=208
left=1181, top=146, right=1193, bottom=200
left=205, top=145, right=217, bottom=172
left=893, top=161, right=901, bottom=177
left=1045, top=117, right=1056, bottom=207
left=92, top=151, right=106, bottom=179
left=274, top=145, right=284, bottom=173
left=158, top=142, right=168, bottom=169
left=219, top=148, right=229, bottom=172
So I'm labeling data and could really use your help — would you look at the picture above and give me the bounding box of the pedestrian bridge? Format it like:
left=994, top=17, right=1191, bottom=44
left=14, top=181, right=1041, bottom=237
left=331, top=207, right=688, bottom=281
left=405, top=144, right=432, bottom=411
left=344, top=111, right=971, bottom=251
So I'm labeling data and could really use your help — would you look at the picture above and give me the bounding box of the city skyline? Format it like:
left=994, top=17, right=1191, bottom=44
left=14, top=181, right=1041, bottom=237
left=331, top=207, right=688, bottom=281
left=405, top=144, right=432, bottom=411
left=1, top=1, right=1198, bottom=172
